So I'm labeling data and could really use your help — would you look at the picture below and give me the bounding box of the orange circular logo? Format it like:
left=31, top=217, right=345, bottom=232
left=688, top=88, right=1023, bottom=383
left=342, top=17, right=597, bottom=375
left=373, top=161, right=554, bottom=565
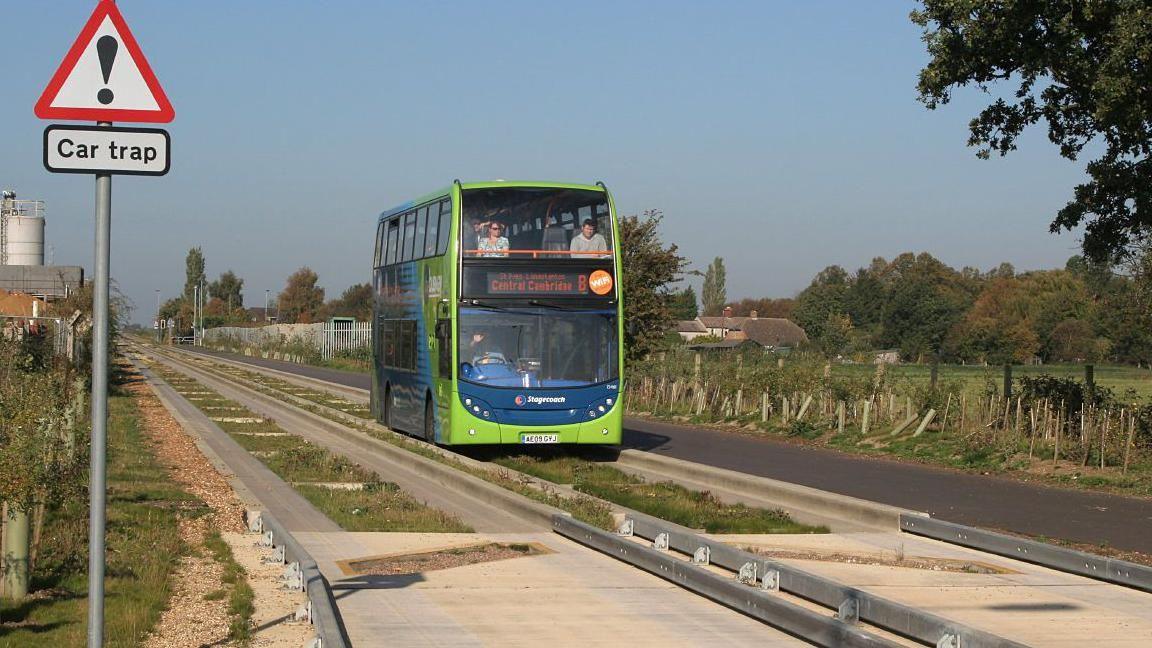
left=588, top=270, right=614, bottom=295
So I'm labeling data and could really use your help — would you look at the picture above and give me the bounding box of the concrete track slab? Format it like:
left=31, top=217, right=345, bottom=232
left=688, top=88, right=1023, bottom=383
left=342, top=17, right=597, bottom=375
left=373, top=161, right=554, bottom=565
left=723, top=532, right=1152, bottom=647
left=296, top=530, right=810, bottom=647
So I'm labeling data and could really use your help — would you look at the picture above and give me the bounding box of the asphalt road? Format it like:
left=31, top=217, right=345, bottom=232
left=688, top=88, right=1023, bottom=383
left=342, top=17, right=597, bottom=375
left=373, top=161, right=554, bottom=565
left=178, top=345, right=1152, bottom=554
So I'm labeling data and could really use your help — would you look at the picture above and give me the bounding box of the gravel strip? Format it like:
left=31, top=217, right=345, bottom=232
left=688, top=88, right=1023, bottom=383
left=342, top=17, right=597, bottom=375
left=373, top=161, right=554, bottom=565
left=131, top=370, right=311, bottom=647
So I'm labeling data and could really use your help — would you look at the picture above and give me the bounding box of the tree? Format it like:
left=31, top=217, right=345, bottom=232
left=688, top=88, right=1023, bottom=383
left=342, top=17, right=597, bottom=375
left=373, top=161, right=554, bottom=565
left=277, top=267, right=325, bottom=324
left=878, top=253, right=974, bottom=361
left=619, top=210, right=689, bottom=362
left=322, top=283, right=373, bottom=321
left=943, top=277, right=1040, bottom=364
left=842, top=261, right=886, bottom=333
left=668, top=287, right=698, bottom=320
left=208, top=270, right=244, bottom=315
left=913, top=2, right=1152, bottom=262
left=725, top=297, right=795, bottom=319
left=700, top=257, right=727, bottom=316
left=792, top=265, right=850, bottom=343
left=183, top=247, right=205, bottom=302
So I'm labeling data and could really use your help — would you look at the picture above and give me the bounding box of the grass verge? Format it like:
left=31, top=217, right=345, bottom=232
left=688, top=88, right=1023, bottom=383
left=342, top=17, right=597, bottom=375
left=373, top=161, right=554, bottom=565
left=0, top=373, right=202, bottom=646
left=493, top=454, right=826, bottom=534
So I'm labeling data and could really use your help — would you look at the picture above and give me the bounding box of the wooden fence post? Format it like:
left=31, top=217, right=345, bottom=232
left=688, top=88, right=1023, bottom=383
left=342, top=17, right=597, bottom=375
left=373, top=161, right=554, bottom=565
left=912, top=409, right=937, bottom=437
left=796, top=395, right=813, bottom=421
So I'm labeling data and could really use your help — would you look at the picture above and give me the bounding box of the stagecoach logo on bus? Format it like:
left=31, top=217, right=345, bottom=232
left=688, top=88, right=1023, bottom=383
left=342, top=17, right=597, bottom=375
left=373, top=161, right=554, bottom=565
left=424, top=267, right=442, bottom=300
left=514, top=394, right=567, bottom=407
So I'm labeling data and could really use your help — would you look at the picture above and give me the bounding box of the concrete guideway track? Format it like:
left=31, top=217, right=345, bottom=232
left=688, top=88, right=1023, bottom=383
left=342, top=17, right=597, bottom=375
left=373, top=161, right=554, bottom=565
left=157, top=345, right=1152, bottom=646
left=175, top=345, right=1152, bottom=555
left=135, top=346, right=824, bottom=646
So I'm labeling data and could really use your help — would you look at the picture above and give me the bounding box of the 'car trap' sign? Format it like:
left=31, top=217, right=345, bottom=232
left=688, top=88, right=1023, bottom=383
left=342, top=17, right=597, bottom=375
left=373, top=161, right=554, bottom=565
left=44, top=125, right=170, bottom=175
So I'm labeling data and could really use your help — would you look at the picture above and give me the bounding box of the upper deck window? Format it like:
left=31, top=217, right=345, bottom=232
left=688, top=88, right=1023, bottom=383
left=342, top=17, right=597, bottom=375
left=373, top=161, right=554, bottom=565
left=462, top=188, right=612, bottom=259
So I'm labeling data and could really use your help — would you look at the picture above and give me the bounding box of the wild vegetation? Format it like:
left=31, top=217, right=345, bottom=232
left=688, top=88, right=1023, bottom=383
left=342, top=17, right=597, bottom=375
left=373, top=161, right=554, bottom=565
left=0, top=371, right=196, bottom=645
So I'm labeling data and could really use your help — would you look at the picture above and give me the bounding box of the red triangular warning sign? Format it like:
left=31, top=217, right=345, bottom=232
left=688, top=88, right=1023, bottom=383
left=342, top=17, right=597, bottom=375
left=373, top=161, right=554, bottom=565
left=34, top=0, right=174, bottom=123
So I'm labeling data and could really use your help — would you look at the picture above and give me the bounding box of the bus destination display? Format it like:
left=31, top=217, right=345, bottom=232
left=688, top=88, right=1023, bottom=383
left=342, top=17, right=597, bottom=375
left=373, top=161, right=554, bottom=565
left=486, top=271, right=610, bottom=296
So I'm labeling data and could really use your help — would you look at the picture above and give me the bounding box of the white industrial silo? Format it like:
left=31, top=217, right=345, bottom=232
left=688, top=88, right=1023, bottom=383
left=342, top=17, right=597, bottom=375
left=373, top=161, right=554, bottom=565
left=1, top=191, right=46, bottom=266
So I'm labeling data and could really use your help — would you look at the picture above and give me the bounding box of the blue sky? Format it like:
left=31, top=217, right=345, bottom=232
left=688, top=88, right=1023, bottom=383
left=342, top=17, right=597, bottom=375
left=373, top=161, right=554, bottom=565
left=2, top=1, right=1087, bottom=323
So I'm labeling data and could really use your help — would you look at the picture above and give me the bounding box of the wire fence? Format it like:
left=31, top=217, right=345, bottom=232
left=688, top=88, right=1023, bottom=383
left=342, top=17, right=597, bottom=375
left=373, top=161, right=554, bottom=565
left=203, top=321, right=371, bottom=360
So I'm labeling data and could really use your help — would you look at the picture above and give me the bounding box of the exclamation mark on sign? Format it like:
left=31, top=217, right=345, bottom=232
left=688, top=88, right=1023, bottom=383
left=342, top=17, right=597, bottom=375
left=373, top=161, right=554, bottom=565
left=96, top=35, right=118, bottom=105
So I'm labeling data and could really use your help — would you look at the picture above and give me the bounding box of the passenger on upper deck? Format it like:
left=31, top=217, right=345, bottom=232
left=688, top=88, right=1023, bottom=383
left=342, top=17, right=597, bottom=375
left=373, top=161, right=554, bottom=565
left=477, top=222, right=509, bottom=257
left=570, top=219, right=609, bottom=257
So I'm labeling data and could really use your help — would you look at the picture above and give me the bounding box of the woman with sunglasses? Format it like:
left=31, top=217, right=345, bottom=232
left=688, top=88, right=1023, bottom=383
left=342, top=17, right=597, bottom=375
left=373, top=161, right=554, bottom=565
left=477, top=222, right=509, bottom=257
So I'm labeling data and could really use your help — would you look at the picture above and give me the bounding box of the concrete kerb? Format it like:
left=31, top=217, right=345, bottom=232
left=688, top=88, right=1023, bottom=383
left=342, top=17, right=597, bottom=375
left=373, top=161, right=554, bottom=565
left=617, top=449, right=924, bottom=531
left=251, top=510, right=350, bottom=648
left=145, top=347, right=567, bottom=530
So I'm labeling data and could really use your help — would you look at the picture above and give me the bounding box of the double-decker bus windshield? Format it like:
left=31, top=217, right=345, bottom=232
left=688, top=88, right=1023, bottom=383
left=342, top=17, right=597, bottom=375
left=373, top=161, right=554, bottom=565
left=462, top=187, right=612, bottom=259
left=458, top=306, right=618, bottom=388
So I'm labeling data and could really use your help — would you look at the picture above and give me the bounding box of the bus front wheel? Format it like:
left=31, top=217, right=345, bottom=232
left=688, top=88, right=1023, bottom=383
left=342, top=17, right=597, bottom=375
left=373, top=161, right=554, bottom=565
left=383, top=385, right=393, bottom=430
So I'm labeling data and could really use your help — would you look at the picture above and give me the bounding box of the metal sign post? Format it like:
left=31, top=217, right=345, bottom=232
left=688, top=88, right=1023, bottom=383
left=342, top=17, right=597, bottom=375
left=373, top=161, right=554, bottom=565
left=34, top=3, right=174, bottom=645
left=88, top=128, right=112, bottom=647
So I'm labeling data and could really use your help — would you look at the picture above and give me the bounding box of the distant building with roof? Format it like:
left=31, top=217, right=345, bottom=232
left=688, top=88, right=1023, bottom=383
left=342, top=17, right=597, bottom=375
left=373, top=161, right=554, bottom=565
left=675, top=306, right=807, bottom=351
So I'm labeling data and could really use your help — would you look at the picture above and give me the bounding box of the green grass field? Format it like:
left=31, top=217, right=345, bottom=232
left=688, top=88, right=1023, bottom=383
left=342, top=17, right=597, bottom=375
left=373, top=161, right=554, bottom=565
left=833, top=363, right=1152, bottom=400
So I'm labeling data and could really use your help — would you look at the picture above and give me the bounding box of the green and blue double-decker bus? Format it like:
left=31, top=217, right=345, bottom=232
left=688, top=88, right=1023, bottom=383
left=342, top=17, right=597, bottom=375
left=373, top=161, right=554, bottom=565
left=371, top=181, right=623, bottom=446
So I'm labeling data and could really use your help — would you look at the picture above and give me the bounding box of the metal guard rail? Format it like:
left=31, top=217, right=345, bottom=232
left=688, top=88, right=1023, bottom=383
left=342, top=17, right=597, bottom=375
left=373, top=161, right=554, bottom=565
left=553, top=514, right=901, bottom=648
left=901, top=514, right=1152, bottom=594
left=256, top=511, right=350, bottom=648
left=569, top=512, right=1027, bottom=648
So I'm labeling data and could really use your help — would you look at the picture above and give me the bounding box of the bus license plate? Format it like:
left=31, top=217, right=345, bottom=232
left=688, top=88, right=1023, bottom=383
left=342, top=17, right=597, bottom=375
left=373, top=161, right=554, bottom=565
left=521, top=434, right=559, bottom=444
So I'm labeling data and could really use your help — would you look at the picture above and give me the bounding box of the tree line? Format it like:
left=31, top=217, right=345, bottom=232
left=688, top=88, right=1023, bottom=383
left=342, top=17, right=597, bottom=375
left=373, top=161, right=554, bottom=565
left=159, top=247, right=373, bottom=333
left=673, top=250, right=1152, bottom=367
